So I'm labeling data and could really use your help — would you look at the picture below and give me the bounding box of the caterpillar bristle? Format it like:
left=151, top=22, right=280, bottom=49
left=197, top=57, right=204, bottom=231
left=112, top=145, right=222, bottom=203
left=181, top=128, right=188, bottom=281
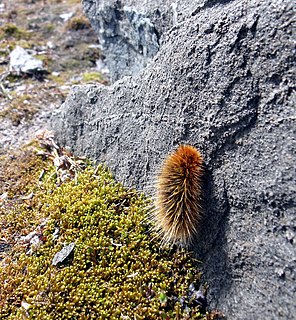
left=153, top=144, right=204, bottom=246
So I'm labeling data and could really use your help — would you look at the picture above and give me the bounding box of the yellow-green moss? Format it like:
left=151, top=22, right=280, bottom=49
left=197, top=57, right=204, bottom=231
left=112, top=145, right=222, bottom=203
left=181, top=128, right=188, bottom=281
left=82, top=71, right=104, bottom=83
left=65, top=15, right=91, bottom=31
left=47, top=72, right=69, bottom=85
left=0, top=148, right=45, bottom=197
left=43, top=23, right=55, bottom=34
left=0, top=23, right=31, bottom=40
left=0, top=148, right=210, bottom=319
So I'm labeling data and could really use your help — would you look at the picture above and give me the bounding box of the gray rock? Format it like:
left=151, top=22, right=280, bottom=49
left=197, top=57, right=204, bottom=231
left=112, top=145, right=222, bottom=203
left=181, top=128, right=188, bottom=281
left=9, top=46, right=44, bottom=74
left=51, top=0, right=296, bottom=319
left=52, top=242, right=75, bottom=266
left=82, top=0, right=204, bottom=82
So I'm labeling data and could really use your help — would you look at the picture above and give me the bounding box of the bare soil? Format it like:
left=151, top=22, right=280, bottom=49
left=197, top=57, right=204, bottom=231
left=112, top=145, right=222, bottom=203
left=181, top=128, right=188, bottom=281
left=0, top=0, right=107, bottom=155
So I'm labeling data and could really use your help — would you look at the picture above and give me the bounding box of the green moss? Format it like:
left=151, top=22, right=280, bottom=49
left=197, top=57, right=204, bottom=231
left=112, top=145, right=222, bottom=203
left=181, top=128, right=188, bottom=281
left=59, top=58, right=82, bottom=70
left=0, top=23, right=31, bottom=40
left=65, top=0, right=81, bottom=4
left=65, top=15, right=91, bottom=31
left=36, top=53, right=52, bottom=68
left=0, top=148, right=45, bottom=197
left=47, top=72, right=70, bottom=85
left=82, top=71, right=104, bottom=83
left=0, top=148, right=211, bottom=319
left=42, top=23, right=55, bottom=35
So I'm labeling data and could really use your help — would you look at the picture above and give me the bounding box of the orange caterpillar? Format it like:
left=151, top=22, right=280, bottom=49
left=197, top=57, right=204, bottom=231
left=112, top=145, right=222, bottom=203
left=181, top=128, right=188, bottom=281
left=154, top=145, right=204, bottom=246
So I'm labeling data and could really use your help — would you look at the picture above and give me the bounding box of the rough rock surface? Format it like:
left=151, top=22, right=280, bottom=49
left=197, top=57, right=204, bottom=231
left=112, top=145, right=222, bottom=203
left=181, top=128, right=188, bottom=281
left=52, top=0, right=296, bottom=319
left=82, top=0, right=204, bottom=81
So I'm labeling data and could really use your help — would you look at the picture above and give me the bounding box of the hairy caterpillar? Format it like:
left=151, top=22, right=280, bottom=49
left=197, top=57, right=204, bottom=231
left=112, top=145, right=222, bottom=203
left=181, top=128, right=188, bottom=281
left=154, top=145, right=204, bottom=246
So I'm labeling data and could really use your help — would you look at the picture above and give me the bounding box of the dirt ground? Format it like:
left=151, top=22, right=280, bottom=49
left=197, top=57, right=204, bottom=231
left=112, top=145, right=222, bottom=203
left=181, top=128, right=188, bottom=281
left=0, top=0, right=107, bottom=155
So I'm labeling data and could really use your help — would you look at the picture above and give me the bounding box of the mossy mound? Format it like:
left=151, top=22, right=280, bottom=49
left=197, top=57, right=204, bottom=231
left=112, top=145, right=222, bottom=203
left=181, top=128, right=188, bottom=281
left=0, top=147, right=210, bottom=319
left=0, top=23, right=30, bottom=41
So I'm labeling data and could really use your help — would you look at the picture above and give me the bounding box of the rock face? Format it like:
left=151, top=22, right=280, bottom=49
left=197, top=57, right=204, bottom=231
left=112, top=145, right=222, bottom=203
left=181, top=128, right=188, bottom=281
left=82, top=0, right=203, bottom=81
left=51, top=0, right=296, bottom=319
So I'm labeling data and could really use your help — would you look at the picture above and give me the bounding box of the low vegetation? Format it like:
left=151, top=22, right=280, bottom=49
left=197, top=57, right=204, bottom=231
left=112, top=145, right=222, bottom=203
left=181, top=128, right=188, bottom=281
left=0, top=138, right=218, bottom=319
